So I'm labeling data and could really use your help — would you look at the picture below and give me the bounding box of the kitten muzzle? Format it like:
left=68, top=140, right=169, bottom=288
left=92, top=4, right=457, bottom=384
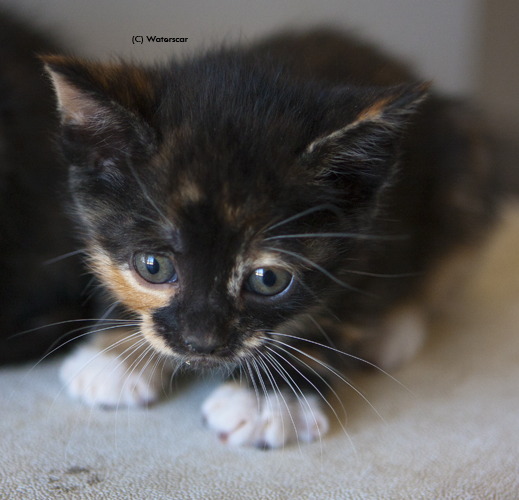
left=183, top=334, right=226, bottom=355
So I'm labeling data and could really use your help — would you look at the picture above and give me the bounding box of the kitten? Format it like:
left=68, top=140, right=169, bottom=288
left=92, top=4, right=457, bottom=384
left=41, top=30, right=498, bottom=448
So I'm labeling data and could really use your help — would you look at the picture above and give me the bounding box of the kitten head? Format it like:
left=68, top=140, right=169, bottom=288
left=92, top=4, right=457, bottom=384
left=42, top=51, right=427, bottom=368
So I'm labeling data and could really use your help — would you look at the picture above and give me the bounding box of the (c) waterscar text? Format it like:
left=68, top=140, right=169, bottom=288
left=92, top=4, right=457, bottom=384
left=132, top=36, right=188, bottom=44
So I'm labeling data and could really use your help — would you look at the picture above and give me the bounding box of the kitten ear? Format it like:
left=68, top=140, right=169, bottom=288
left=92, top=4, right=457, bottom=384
left=41, top=55, right=156, bottom=125
left=41, top=55, right=157, bottom=170
left=304, top=83, right=429, bottom=203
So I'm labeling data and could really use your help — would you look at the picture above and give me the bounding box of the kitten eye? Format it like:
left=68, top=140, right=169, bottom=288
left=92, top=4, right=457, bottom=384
left=134, top=253, right=178, bottom=284
left=246, top=268, right=292, bottom=296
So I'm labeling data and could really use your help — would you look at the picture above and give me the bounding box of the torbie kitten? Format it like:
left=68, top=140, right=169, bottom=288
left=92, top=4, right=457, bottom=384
left=42, top=30, right=498, bottom=448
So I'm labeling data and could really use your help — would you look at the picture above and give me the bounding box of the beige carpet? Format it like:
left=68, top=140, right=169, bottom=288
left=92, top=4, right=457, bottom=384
left=1, top=206, right=519, bottom=500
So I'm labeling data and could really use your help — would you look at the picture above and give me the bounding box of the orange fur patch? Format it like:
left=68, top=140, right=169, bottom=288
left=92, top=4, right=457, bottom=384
left=88, top=247, right=176, bottom=313
left=357, top=96, right=394, bottom=121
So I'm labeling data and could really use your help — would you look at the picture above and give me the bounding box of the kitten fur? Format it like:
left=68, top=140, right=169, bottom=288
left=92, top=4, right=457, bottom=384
left=3, top=19, right=501, bottom=447
left=0, top=11, right=91, bottom=363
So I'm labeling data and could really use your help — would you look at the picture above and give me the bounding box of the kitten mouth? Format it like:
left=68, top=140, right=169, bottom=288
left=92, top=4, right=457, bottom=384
left=181, top=352, right=238, bottom=369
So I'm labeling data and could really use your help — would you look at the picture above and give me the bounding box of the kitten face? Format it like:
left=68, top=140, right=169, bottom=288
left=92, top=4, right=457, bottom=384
left=43, top=52, right=426, bottom=369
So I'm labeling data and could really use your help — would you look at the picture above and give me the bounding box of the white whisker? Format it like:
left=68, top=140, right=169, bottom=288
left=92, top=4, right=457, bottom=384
left=264, top=232, right=408, bottom=242
left=43, top=248, right=87, bottom=266
left=265, top=246, right=371, bottom=296
left=264, top=346, right=352, bottom=460
left=266, top=331, right=413, bottom=394
left=263, top=203, right=343, bottom=234
left=264, top=337, right=387, bottom=425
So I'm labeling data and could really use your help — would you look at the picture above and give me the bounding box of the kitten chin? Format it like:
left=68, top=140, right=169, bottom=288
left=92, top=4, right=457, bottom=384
left=42, top=29, right=498, bottom=448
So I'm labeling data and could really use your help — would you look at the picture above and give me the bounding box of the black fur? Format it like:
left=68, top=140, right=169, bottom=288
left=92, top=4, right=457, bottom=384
left=0, top=11, right=90, bottom=363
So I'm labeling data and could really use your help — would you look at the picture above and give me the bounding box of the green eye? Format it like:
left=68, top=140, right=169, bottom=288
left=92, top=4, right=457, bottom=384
left=246, top=268, right=292, bottom=296
left=134, top=253, right=178, bottom=284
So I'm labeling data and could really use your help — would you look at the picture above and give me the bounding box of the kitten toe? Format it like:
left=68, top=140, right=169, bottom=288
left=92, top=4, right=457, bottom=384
left=201, top=383, right=329, bottom=448
left=60, top=345, right=163, bottom=407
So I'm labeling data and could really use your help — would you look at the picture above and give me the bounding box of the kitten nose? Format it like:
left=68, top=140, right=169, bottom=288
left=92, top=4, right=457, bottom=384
left=184, top=335, right=222, bottom=355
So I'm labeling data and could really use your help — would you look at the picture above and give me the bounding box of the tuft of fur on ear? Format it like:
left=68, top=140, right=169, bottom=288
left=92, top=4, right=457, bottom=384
left=41, top=55, right=156, bottom=125
left=40, top=55, right=157, bottom=171
left=304, top=82, right=429, bottom=202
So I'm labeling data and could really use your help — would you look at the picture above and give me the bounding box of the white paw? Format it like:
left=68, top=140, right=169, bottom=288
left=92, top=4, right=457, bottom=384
left=201, top=383, right=329, bottom=448
left=60, top=345, right=164, bottom=407
left=372, top=306, right=427, bottom=370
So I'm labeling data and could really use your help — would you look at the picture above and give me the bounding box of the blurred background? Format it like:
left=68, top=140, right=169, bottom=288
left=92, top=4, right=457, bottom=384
left=0, top=0, right=517, bottom=140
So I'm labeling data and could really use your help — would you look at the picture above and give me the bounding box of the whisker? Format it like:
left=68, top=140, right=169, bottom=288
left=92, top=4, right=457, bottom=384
left=258, top=352, right=305, bottom=452
left=158, top=354, right=173, bottom=398
left=52, top=331, right=145, bottom=406
left=263, top=204, right=343, bottom=234
left=84, top=338, right=151, bottom=448
left=264, top=233, right=408, bottom=242
left=8, top=317, right=136, bottom=340
left=264, top=337, right=387, bottom=425
left=112, top=344, right=158, bottom=437
left=265, top=246, right=372, bottom=296
left=264, top=345, right=354, bottom=458
left=306, top=314, right=339, bottom=351
left=86, top=338, right=150, bottom=421
left=168, top=360, right=185, bottom=396
left=10, top=324, right=140, bottom=403
left=266, top=331, right=413, bottom=394
left=342, top=270, right=422, bottom=278
left=98, top=301, right=120, bottom=322
left=245, top=360, right=262, bottom=412
left=42, top=320, right=139, bottom=359
left=115, top=343, right=156, bottom=410
left=250, top=357, right=276, bottom=446
left=298, top=284, right=341, bottom=323
left=53, top=333, right=148, bottom=449
left=250, top=358, right=271, bottom=412
left=264, top=338, right=348, bottom=425
left=262, top=350, right=322, bottom=450
left=254, top=353, right=288, bottom=453
left=43, top=248, right=87, bottom=266
left=125, top=154, right=175, bottom=231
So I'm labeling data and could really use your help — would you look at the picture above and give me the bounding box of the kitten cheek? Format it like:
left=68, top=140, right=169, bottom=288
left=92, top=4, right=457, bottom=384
left=140, top=314, right=176, bottom=356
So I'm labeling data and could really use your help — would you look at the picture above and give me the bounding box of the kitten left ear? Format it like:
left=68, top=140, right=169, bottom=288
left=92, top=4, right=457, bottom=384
left=304, top=83, right=429, bottom=202
left=41, top=55, right=158, bottom=172
left=40, top=55, right=156, bottom=125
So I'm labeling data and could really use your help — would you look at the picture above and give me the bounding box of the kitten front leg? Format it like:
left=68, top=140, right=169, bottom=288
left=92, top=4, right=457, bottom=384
left=60, top=329, right=172, bottom=407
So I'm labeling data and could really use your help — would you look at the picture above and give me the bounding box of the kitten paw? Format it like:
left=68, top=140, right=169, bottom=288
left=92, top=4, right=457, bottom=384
left=60, top=345, right=164, bottom=407
left=201, top=383, right=329, bottom=448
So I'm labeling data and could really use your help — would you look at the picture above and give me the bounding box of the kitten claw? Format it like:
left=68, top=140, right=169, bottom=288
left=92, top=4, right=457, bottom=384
left=201, top=382, right=329, bottom=448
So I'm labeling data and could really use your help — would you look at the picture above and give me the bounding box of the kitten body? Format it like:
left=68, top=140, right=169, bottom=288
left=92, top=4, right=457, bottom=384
left=42, top=31, right=498, bottom=447
left=0, top=12, right=89, bottom=363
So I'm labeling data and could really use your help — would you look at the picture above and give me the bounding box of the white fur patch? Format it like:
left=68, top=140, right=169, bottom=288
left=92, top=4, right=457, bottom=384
left=201, top=382, right=329, bottom=448
left=374, top=306, right=427, bottom=370
left=60, top=345, right=165, bottom=407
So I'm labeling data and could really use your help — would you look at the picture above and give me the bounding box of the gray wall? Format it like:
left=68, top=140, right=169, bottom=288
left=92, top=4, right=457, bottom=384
left=1, top=0, right=481, bottom=94
left=478, top=0, right=519, bottom=138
